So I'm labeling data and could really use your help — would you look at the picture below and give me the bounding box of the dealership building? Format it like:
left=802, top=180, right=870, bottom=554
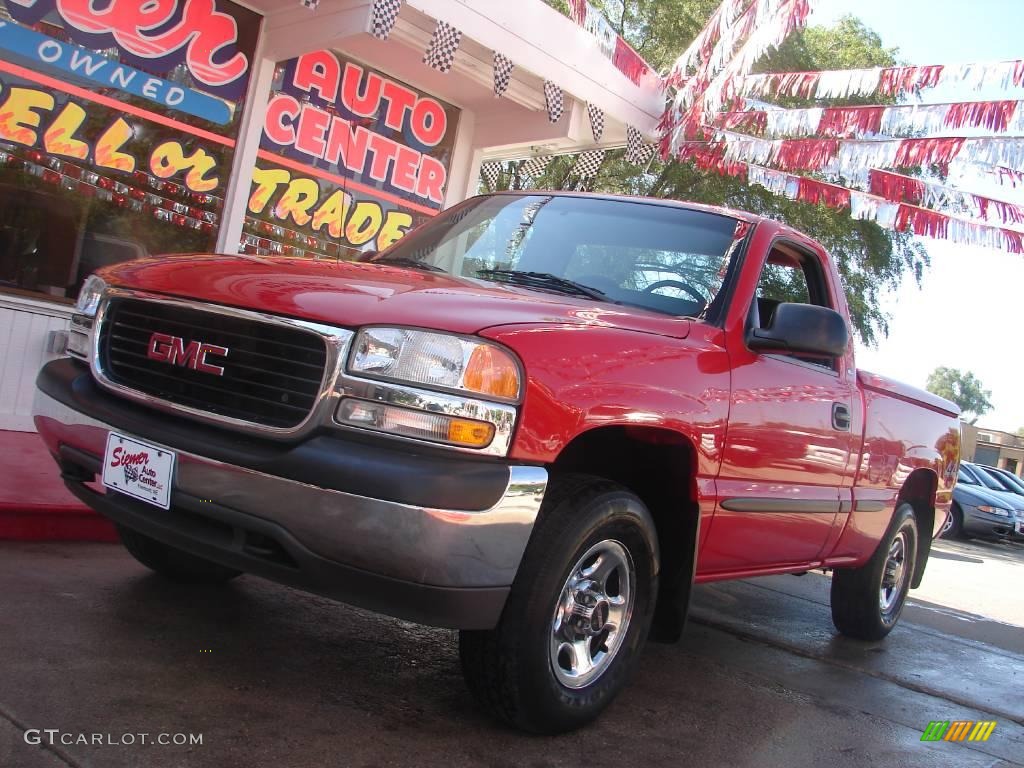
left=0, top=0, right=661, bottom=432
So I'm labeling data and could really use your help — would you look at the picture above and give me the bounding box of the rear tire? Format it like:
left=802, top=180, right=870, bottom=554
left=459, top=474, right=658, bottom=734
left=831, top=504, right=918, bottom=641
left=118, top=526, right=241, bottom=584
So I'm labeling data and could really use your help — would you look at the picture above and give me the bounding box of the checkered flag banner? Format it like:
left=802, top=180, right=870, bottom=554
left=480, top=161, right=502, bottom=191
left=301, top=0, right=319, bottom=9
left=493, top=53, right=514, bottom=97
left=572, top=149, right=606, bottom=181
left=587, top=103, right=604, bottom=143
left=423, top=20, right=462, bottom=73
left=543, top=80, right=563, bottom=123
left=521, top=155, right=553, bottom=180
left=626, top=125, right=655, bottom=165
left=370, top=0, right=401, bottom=39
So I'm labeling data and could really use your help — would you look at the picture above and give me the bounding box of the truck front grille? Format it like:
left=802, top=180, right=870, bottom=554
left=99, top=298, right=328, bottom=429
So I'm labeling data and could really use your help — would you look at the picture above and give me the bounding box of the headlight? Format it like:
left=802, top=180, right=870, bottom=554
left=349, top=327, right=521, bottom=401
left=75, top=275, right=107, bottom=317
left=977, top=505, right=1009, bottom=516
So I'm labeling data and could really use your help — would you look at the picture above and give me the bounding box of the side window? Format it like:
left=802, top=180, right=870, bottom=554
left=750, top=245, right=835, bottom=367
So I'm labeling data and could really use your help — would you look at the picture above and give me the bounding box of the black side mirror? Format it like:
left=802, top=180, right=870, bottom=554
left=747, top=302, right=849, bottom=357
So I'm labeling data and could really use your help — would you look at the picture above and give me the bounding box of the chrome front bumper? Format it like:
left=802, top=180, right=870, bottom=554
left=33, top=384, right=547, bottom=629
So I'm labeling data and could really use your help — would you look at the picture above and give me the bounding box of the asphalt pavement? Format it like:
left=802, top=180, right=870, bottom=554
left=1, top=538, right=1021, bottom=768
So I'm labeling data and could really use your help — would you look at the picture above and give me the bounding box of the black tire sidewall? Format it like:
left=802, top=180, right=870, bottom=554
left=831, top=503, right=919, bottom=641
left=879, top=511, right=918, bottom=629
left=503, top=485, right=659, bottom=731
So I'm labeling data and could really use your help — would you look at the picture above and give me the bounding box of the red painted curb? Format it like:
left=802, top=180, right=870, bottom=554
left=0, top=508, right=118, bottom=542
left=0, top=429, right=117, bottom=541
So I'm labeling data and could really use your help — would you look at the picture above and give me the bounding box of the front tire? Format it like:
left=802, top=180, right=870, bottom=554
left=459, top=474, right=659, bottom=734
left=118, top=526, right=242, bottom=584
left=831, top=504, right=918, bottom=641
left=940, top=504, right=966, bottom=539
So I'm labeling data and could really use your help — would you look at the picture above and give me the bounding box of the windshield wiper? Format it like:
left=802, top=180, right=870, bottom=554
left=371, top=256, right=447, bottom=273
left=476, top=269, right=611, bottom=301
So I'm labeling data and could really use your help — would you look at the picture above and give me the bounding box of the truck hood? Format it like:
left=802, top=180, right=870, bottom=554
left=97, top=255, right=692, bottom=338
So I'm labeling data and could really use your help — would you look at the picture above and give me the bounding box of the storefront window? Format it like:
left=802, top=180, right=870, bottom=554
left=244, top=50, right=460, bottom=259
left=0, top=0, right=260, bottom=300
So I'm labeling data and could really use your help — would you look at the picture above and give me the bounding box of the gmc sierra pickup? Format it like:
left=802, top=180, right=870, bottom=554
left=34, top=191, right=961, bottom=733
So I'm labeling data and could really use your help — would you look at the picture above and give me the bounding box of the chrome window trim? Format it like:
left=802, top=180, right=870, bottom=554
left=87, top=288, right=519, bottom=456
left=90, top=288, right=353, bottom=441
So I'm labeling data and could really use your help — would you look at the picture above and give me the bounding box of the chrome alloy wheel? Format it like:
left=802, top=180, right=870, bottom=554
left=940, top=510, right=954, bottom=537
left=549, top=539, right=635, bottom=689
left=879, top=531, right=909, bottom=613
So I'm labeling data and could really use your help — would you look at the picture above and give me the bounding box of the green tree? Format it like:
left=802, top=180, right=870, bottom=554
left=528, top=5, right=929, bottom=345
left=925, top=367, right=993, bottom=423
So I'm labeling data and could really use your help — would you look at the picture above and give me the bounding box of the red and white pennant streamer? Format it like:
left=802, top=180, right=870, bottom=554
left=713, top=130, right=1024, bottom=175
left=716, top=99, right=1024, bottom=138
left=667, top=0, right=746, bottom=83
left=738, top=59, right=1024, bottom=101
left=662, top=0, right=811, bottom=150
left=736, top=160, right=1024, bottom=252
left=868, top=169, right=1024, bottom=227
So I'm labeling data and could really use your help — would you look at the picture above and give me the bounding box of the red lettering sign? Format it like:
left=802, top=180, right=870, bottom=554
left=8, top=0, right=251, bottom=91
left=110, top=446, right=149, bottom=468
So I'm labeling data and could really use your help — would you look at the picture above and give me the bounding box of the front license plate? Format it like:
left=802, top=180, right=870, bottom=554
left=102, top=432, right=175, bottom=510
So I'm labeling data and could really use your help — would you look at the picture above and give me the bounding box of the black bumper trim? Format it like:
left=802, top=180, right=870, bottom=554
left=60, top=447, right=508, bottom=630
left=38, top=358, right=511, bottom=512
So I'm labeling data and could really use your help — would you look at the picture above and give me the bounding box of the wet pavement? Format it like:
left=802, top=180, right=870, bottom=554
left=1, top=538, right=1022, bottom=768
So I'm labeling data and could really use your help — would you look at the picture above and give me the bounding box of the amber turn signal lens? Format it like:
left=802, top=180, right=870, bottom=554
left=447, top=419, right=496, bottom=448
left=463, top=344, right=520, bottom=400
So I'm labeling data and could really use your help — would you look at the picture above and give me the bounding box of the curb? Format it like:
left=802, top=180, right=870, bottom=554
left=0, top=504, right=117, bottom=542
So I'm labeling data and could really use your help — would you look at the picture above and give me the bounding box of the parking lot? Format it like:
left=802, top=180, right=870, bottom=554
left=2, top=537, right=1022, bottom=768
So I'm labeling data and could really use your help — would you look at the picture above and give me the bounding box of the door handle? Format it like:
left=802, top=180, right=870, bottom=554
left=831, top=403, right=851, bottom=431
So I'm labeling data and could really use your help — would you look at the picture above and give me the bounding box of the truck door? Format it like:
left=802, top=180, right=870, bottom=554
left=702, top=240, right=858, bottom=572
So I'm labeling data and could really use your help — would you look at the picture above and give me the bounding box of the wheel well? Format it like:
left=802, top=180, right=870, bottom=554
left=550, top=425, right=699, bottom=642
left=897, top=468, right=938, bottom=588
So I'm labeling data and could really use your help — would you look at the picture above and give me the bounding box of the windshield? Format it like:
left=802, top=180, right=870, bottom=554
left=375, top=194, right=744, bottom=317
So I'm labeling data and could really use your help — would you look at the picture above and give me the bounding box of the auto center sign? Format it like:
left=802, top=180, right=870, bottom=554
left=252, top=49, right=461, bottom=252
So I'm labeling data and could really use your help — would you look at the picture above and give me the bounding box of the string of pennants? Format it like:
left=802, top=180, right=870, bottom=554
left=299, top=0, right=656, bottom=156
left=737, top=60, right=1024, bottom=102
left=657, top=0, right=1024, bottom=253
left=689, top=153, right=1024, bottom=253
left=479, top=149, right=614, bottom=193
left=715, top=99, right=1024, bottom=139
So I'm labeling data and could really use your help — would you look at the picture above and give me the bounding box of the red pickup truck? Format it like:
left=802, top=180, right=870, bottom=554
left=34, top=191, right=960, bottom=733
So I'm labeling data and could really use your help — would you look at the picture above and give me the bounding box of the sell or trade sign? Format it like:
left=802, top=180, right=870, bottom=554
left=0, top=76, right=227, bottom=193
left=247, top=162, right=416, bottom=251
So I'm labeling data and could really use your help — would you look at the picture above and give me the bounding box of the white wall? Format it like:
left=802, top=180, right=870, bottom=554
left=0, top=295, right=74, bottom=431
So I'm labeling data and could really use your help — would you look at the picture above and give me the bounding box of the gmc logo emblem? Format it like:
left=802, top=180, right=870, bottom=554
left=147, top=332, right=228, bottom=376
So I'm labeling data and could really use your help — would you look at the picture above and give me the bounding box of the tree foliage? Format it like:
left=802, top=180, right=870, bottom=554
left=925, top=366, right=993, bottom=422
left=527, top=3, right=929, bottom=345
